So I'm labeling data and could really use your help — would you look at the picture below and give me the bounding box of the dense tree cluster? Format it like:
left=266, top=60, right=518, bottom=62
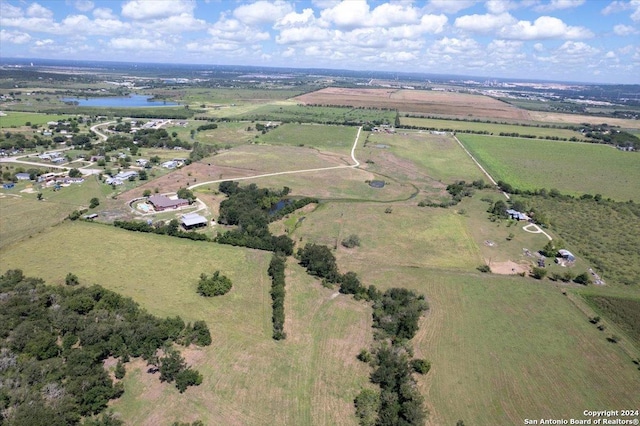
left=268, top=255, right=287, bottom=340
left=215, top=182, right=296, bottom=255
left=197, top=271, right=232, bottom=297
left=0, top=270, right=209, bottom=424
left=196, top=123, right=218, bottom=132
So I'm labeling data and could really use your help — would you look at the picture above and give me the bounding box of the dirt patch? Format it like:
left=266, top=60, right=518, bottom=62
left=490, top=260, right=530, bottom=275
left=528, top=111, right=640, bottom=129
left=295, top=88, right=530, bottom=120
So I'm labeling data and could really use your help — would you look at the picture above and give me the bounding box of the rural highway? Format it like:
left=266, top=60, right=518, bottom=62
left=189, top=126, right=362, bottom=190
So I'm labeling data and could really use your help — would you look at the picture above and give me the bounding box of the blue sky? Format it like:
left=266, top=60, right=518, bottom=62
left=1, top=0, right=639, bottom=84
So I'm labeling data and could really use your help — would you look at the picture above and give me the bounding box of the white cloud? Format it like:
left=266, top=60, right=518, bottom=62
left=601, top=0, right=640, bottom=21
left=108, top=37, right=171, bottom=50
left=275, top=9, right=316, bottom=28
left=498, top=16, right=593, bottom=40
left=426, top=0, right=477, bottom=14
left=282, top=47, right=296, bottom=57
left=534, top=0, right=585, bottom=12
left=233, top=1, right=294, bottom=25
left=35, top=38, right=54, bottom=46
left=93, top=8, right=116, bottom=19
left=455, top=13, right=516, bottom=33
left=27, top=3, right=54, bottom=19
left=431, top=37, right=481, bottom=54
left=0, top=29, right=31, bottom=44
left=485, top=0, right=518, bottom=14
left=0, top=3, right=22, bottom=19
left=614, top=24, right=639, bottom=35
left=368, top=3, right=420, bottom=27
left=276, top=26, right=332, bottom=44
left=121, top=0, right=195, bottom=20
left=61, top=15, right=131, bottom=36
left=533, top=42, right=545, bottom=52
left=73, top=0, right=94, bottom=12
left=209, top=17, right=270, bottom=42
left=319, top=0, right=370, bottom=29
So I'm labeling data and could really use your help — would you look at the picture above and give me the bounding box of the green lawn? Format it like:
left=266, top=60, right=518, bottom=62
left=457, top=134, right=640, bottom=201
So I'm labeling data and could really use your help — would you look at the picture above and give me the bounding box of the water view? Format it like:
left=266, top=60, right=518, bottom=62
left=60, top=94, right=179, bottom=107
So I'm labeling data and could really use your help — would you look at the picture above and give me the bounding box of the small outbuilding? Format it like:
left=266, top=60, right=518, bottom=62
left=506, top=209, right=528, bottom=221
left=558, top=249, right=576, bottom=262
left=15, top=173, right=31, bottom=180
left=181, top=213, right=208, bottom=230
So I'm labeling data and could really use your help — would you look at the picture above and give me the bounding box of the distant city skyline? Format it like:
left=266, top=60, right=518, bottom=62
left=1, top=0, right=639, bottom=84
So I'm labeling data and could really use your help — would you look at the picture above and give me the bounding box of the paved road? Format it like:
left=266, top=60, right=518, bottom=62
left=189, top=126, right=363, bottom=190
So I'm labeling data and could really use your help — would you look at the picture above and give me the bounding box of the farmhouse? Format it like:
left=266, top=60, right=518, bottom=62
left=105, top=177, right=124, bottom=186
left=15, top=173, right=31, bottom=180
left=136, top=159, right=149, bottom=166
left=114, top=171, right=138, bottom=181
left=148, top=194, right=189, bottom=211
left=180, top=213, right=208, bottom=230
left=162, top=160, right=178, bottom=169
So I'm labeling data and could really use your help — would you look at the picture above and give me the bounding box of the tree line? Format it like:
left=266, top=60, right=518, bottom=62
left=295, top=244, right=430, bottom=425
left=0, top=269, right=210, bottom=425
left=268, top=255, right=287, bottom=340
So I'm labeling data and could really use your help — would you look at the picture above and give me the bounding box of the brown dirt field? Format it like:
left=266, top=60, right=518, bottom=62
left=294, top=88, right=531, bottom=120
left=490, top=260, right=530, bottom=275
left=528, top=111, right=640, bottom=129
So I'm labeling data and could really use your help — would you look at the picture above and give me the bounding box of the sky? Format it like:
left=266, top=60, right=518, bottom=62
left=0, top=0, right=639, bottom=84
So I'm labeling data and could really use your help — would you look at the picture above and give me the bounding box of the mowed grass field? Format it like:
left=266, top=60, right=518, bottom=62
left=0, top=222, right=371, bottom=426
left=364, top=132, right=486, bottom=184
left=0, top=111, right=69, bottom=127
left=364, top=268, right=640, bottom=426
left=400, top=117, right=584, bottom=139
left=257, top=123, right=358, bottom=155
left=457, top=134, right=640, bottom=201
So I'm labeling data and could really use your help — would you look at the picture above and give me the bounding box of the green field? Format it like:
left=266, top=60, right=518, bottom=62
left=258, top=123, right=358, bottom=155
left=0, top=111, right=70, bottom=127
left=457, top=134, right=640, bottom=201
left=401, top=116, right=584, bottom=139
left=0, top=222, right=371, bottom=425
left=235, top=104, right=396, bottom=124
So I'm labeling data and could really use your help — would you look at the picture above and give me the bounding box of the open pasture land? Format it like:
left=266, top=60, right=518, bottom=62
left=234, top=103, right=397, bottom=125
left=258, top=123, right=358, bottom=155
left=457, top=134, right=640, bottom=201
left=527, top=110, right=640, bottom=130
left=188, top=121, right=265, bottom=147
left=364, top=132, right=485, bottom=184
left=0, top=111, right=69, bottom=128
left=295, top=88, right=531, bottom=120
left=0, top=222, right=371, bottom=425
left=293, top=202, right=482, bottom=272
left=400, top=117, right=584, bottom=139
left=368, top=269, right=640, bottom=426
left=254, top=166, right=415, bottom=202
left=158, top=87, right=306, bottom=106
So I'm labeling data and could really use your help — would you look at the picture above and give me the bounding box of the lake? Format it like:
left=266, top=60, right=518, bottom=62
left=60, top=94, right=179, bottom=107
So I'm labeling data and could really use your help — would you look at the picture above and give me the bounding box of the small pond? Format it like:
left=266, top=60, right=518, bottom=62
left=369, top=180, right=385, bottom=188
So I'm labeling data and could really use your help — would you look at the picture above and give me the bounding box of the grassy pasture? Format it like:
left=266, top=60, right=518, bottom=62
left=364, top=132, right=485, bottom=184
left=0, top=112, right=69, bottom=128
left=400, top=117, right=584, bottom=139
left=258, top=123, right=358, bottom=155
left=293, top=202, right=482, bottom=272
left=0, top=222, right=371, bottom=425
left=457, top=134, right=640, bottom=201
left=235, top=104, right=396, bottom=125
left=179, top=87, right=305, bottom=105
left=358, top=268, right=640, bottom=426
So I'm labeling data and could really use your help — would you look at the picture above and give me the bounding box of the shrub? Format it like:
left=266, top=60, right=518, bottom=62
left=477, top=264, right=491, bottom=273
left=175, top=368, right=203, bottom=393
left=65, top=272, right=79, bottom=286
left=411, top=359, right=431, bottom=374
left=573, top=272, right=591, bottom=285
left=197, top=271, right=232, bottom=297
left=341, top=234, right=361, bottom=248
left=357, top=349, right=372, bottom=363
left=114, top=360, right=126, bottom=379
left=531, top=267, right=547, bottom=280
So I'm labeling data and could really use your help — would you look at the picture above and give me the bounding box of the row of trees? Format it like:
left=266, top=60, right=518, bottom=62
left=0, top=269, right=210, bottom=424
left=113, top=219, right=210, bottom=242
left=268, top=255, right=287, bottom=340
left=294, top=244, right=430, bottom=425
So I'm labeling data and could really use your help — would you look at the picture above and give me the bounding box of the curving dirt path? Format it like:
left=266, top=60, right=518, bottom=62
left=522, top=223, right=552, bottom=240
left=188, top=126, right=363, bottom=190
